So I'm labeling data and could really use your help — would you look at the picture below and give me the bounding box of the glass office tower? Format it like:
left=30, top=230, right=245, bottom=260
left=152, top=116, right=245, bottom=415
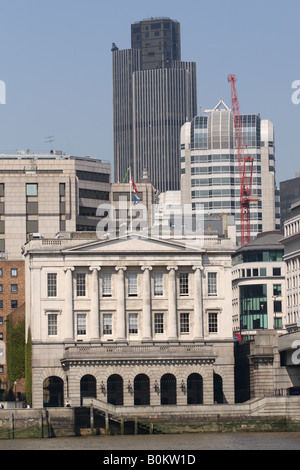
left=181, top=100, right=280, bottom=245
left=112, top=18, right=197, bottom=192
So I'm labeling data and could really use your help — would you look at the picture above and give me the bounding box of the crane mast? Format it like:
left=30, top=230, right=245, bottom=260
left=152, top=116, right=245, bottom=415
left=228, top=74, right=255, bottom=246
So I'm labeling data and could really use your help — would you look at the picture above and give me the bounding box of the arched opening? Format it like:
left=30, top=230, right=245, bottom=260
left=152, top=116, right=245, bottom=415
left=43, top=376, right=64, bottom=407
left=214, top=373, right=224, bottom=403
left=160, top=373, right=176, bottom=405
left=187, top=373, right=203, bottom=404
left=107, top=374, right=123, bottom=406
left=134, top=374, right=150, bottom=405
left=80, top=375, right=97, bottom=405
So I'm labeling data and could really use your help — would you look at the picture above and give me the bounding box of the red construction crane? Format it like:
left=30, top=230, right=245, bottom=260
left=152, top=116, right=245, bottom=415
left=228, top=74, right=258, bottom=246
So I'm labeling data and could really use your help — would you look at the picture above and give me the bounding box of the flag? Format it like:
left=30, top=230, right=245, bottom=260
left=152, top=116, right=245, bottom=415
left=131, top=178, right=140, bottom=205
left=122, top=167, right=130, bottom=183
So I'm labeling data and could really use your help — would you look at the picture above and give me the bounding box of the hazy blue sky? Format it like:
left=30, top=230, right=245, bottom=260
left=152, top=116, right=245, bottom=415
left=0, top=0, right=299, bottom=184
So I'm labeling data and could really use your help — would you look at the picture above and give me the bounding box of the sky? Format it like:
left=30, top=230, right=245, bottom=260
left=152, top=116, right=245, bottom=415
left=0, top=0, right=299, bottom=185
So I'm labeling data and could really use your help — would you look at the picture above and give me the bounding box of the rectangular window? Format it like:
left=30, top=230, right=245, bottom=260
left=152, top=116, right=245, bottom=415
left=0, top=333, right=3, bottom=340
left=273, top=284, right=282, bottom=296
left=11, top=300, right=18, bottom=309
left=77, top=314, right=86, bottom=335
left=180, top=313, right=190, bottom=333
left=48, top=314, right=57, bottom=336
left=154, top=313, right=164, bottom=334
left=209, top=312, right=218, bottom=333
left=0, top=316, right=2, bottom=325
left=208, top=273, right=217, bottom=295
left=76, top=273, right=86, bottom=296
left=0, top=365, right=3, bottom=374
left=260, top=268, right=266, bottom=276
left=26, top=183, right=38, bottom=196
left=179, top=273, right=189, bottom=296
left=11, top=284, right=18, bottom=293
left=47, top=273, right=57, bottom=297
left=128, top=313, right=138, bottom=334
left=102, top=273, right=112, bottom=296
left=274, top=300, right=282, bottom=313
left=0, top=284, right=2, bottom=293
left=154, top=273, right=163, bottom=296
left=0, top=268, right=2, bottom=277
left=273, top=267, right=281, bottom=276
left=0, top=300, right=2, bottom=309
left=128, top=273, right=137, bottom=296
left=11, top=268, right=18, bottom=277
left=103, top=314, right=112, bottom=335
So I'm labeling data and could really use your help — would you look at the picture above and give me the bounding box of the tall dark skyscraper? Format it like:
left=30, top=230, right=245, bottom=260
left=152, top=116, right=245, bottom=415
left=112, top=17, right=197, bottom=192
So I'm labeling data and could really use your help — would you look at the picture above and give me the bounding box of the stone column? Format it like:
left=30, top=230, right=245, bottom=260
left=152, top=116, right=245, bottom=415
left=89, top=266, right=101, bottom=340
left=167, top=265, right=178, bottom=340
left=141, top=265, right=152, bottom=341
left=64, top=267, right=75, bottom=340
left=115, top=266, right=127, bottom=341
left=192, top=265, right=204, bottom=339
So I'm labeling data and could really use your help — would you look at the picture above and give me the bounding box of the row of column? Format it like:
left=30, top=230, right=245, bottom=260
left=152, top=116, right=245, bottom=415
left=63, top=265, right=204, bottom=341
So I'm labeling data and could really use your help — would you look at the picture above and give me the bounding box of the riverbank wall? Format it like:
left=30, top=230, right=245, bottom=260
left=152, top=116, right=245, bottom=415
left=1, top=396, right=300, bottom=439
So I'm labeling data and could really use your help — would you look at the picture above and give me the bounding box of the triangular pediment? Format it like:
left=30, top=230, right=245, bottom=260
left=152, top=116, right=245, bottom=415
left=62, top=233, right=203, bottom=254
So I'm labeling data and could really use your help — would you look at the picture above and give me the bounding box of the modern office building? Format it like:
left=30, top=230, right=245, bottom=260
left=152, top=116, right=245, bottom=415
left=232, top=231, right=286, bottom=338
left=279, top=173, right=300, bottom=227
left=181, top=100, right=280, bottom=245
left=23, top=229, right=236, bottom=409
left=0, top=150, right=111, bottom=259
left=112, top=17, right=197, bottom=193
left=281, top=199, right=300, bottom=331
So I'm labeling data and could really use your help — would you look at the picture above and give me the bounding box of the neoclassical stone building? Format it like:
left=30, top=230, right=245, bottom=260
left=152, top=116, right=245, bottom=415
left=24, top=231, right=236, bottom=409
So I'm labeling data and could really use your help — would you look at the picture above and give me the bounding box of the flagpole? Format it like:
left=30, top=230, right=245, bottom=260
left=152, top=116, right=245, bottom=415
left=129, top=167, right=132, bottom=232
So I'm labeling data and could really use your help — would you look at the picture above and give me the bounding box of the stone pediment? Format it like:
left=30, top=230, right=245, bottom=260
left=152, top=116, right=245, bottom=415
left=62, top=233, right=202, bottom=254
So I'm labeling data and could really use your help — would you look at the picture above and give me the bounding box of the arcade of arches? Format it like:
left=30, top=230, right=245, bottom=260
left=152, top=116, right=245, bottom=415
left=42, top=371, right=226, bottom=408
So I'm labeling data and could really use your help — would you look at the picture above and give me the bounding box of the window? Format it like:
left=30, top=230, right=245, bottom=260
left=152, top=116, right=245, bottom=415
left=208, top=273, right=217, bottom=295
left=0, top=268, right=2, bottom=277
left=128, top=313, right=138, bottom=334
left=154, top=313, right=164, bottom=334
left=274, top=300, right=282, bottom=313
left=154, top=273, right=163, bottom=296
left=77, top=314, right=86, bottom=335
left=11, top=300, right=18, bottom=309
left=48, top=314, right=57, bottom=335
left=47, top=273, right=57, bottom=297
left=0, top=302, right=2, bottom=310
left=0, top=284, right=2, bottom=293
left=0, top=316, right=2, bottom=325
left=0, top=333, right=3, bottom=340
left=128, top=273, right=137, bottom=296
left=208, top=312, right=218, bottom=333
left=273, top=267, right=281, bottom=276
left=180, top=313, right=190, bottom=333
left=102, top=273, right=112, bottom=297
left=273, top=284, right=282, bottom=296
left=76, top=273, right=86, bottom=296
left=179, top=273, right=189, bottom=296
left=26, top=183, right=38, bottom=196
left=103, top=314, right=112, bottom=335
left=11, top=284, right=18, bottom=293
left=0, top=365, right=3, bottom=374
left=11, top=268, right=18, bottom=277
left=260, top=268, right=266, bottom=276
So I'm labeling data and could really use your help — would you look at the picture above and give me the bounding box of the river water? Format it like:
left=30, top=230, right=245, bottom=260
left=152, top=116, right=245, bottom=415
left=1, top=432, right=300, bottom=451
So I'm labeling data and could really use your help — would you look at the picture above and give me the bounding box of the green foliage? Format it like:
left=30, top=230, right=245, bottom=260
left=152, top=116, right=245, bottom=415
left=6, top=319, right=25, bottom=388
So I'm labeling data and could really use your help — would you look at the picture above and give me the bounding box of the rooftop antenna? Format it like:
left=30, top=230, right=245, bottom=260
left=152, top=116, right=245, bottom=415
left=45, top=135, right=54, bottom=151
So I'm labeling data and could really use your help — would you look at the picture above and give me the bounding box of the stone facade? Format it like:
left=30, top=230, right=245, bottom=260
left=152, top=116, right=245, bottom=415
left=24, top=231, right=236, bottom=409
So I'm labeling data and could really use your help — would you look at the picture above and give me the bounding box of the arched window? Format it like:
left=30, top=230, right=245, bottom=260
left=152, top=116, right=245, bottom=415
left=160, top=373, right=176, bottom=405
left=214, top=373, right=224, bottom=403
left=107, top=374, right=123, bottom=406
left=43, top=376, right=64, bottom=407
left=134, top=374, right=150, bottom=405
left=187, top=373, right=203, bottom=404
left=80, top=375, right=97, bottom=404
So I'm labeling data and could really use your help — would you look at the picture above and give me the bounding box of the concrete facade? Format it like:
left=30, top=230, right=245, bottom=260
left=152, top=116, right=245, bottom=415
left=24, top=230, right=236, bottom=409
left=0, top=151, right=110, bottom=260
